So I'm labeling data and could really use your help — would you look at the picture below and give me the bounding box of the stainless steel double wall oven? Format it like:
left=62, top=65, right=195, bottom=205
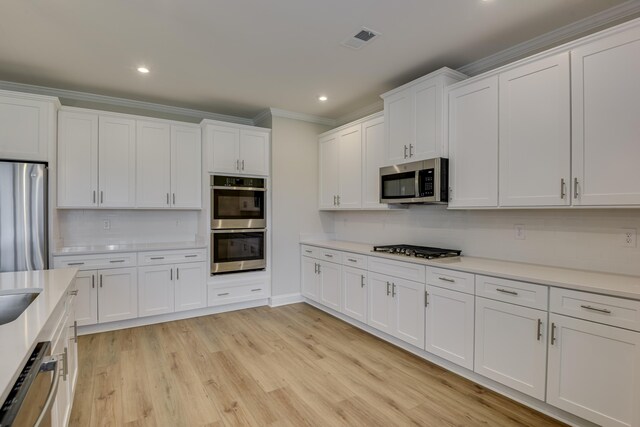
left=210, top=176, right=266, bottom=274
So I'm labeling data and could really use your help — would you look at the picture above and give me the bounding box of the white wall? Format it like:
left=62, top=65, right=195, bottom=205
left=269, top=116, right=334, bottom=296
left=57, top=209, right=199, bottom=247
left=333, top=206, right=640, bottom=276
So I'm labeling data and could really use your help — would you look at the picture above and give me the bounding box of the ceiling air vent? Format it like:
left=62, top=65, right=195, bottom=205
left=341, top=27, right=381, bottom=50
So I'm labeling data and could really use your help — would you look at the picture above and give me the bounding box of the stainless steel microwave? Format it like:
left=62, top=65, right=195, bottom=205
left=380, top=158, right=448, bottom=204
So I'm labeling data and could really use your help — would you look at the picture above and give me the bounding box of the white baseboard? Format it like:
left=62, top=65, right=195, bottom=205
left=269, top=293, right=304, bottom=307
left=78, top=299, right=269, bottom=335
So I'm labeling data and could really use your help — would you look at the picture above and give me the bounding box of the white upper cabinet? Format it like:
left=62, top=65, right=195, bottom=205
left=58, top=111, right=99, bottom=208
left=572, top=26, right=640, bottom=206
left=382, top=68, right=467, bottom=165
left=499, top=53, right=571, bottom=207
left=361, top=115, right=386, bottom=209
left=0, top=91, right=58, bottom=162
left=98, top=116, right=136, bottom=208
left=447, top=76, right=499, bottom=208
left=171, top=125, right=202, bottom=208
left=204, top=122, right=270, bottom=176
left=338, top=125, right=362, bottom=209
left=136, top=120, right=171, bottom=208
left=319, top=132, right=340, bottom=209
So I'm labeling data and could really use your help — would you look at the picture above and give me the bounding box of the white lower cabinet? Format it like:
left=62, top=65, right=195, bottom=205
left=138, top=265, right=174, bottom=317
left=425, top=285, right=475, bottom=370
left=474, top=297, right=547, bottom=400
left=74, top=270, right=98, bottom=326
left=98, top=267, right=138, bottom=323
left=367, top=272, right=395, bottom=335
left=302, top=256, right=320, bottom=302
left=319, top=260, right=341, bottom=311
left=341, top=266, right=367, bottom=323
left=547, top=314, right=640, bottom=427
left=175, top=262, right=207, bottom=312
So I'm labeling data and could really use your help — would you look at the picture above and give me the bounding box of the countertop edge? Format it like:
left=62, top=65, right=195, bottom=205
left=51, top=243, right=207, bottom=256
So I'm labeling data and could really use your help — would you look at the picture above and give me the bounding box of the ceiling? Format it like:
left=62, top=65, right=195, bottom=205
left=0, top=0, right=627, bottom=120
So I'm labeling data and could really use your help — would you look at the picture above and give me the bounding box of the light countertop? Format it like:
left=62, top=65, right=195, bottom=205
left=301, top=240, right=640, bottom=301
left=52, top=241, right=207, bottom=256
left=0, top=268, right=77, bottom=403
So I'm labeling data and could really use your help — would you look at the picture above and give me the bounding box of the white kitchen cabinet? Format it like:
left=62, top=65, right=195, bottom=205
left=98, top=116, right=136, bottom=208
left=205, top=122, right=270, bottom=176
left=136, top=120, right=171, bottom=208
left=171, top=125, right=202, bottom=208
left=425, top=285, right=475, bottom=370
left=571, top=26, right=640, bottom=206
left=341, top=266, right=367, bottom=323
left=547, top=313, right=640, bottom=427
left=499, top=53, right=571, bottom=207
left=57, top=111, right=99, bottom=208
left=361, top=115, right=386, bottom=209
left=74, top=270, right=98, bottom=326
left=239, top=129, right=270, bottom=175
left=138, top=264, right=174, bottom=317
left=207, top=124, right=239, bottom=174
left=174, top=261, right=207, bottom=312
left=474, top=297, right=547, bottom=400
left=382, top=68, right=467, bottom=165
left=319, top=132, right=340, bottom=209
left=302, top=256, right=320, bottom=302
left=97, top=267, right=138, bottom=322
left=337, top=125, right=362, bottom=209
left=0, top=91, right=57, bottom=162
left=447, top=76, right=499, bottom=208
left=318, top=260, right=341, bottom=311
left=367, top=272, right=395, bottom=335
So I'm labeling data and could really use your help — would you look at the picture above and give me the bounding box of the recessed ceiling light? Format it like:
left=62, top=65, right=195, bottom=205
left=318, top=96, right=328, bottom=102
left=137, top=66, right=150, bottom=74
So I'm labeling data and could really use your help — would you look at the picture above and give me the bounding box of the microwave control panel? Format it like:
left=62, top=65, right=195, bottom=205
left=419, top=169, right=435, bottom=197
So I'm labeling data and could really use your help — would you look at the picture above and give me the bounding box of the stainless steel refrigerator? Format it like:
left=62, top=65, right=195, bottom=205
left=0, top=161, right=47, bottom=272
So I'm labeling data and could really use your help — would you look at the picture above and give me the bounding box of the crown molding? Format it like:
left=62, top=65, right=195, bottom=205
left=458, top=0, right=640, bottom=76
left=252, top=108, right=272, bottom=126
left=0, top=80, right=254, bottom=126
left=266, top=108, right=336, bottom=127
left=336, top=100, right=384, bottom=127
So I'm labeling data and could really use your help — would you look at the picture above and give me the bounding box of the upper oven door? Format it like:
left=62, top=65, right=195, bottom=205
left=211, top=176, right=266, bottom=229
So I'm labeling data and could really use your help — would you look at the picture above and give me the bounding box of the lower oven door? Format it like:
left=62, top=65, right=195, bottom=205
left=211, top=229, right=266, bottom=274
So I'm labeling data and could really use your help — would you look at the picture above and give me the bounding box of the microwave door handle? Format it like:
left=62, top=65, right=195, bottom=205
left=415, top=172, right=420, bottom=199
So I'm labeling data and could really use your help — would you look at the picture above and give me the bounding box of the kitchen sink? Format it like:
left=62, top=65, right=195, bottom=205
left=0, top=291, right=40, bottom=326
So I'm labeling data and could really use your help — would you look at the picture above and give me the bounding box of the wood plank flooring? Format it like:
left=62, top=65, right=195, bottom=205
left=70, top=303, right=566, bottom=427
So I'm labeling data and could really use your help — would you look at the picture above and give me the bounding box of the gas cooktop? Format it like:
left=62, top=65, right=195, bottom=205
left=372, top=244, right=461, bottom=259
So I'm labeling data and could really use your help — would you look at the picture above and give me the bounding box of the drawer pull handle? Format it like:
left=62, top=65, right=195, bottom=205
left=386, top=282, right=391, bottom=296
left=68, top=262, right=84, bottom=266
left=537, top=319, right=543, bottom=341
left=150, top=257, right=165, bottom=260
left=185, top=254, right=198, bottom=258
left=325, top=254, right=333, bottom=258
left=550, top=322, right=557, bottom=345
left=438, top=277, right=455, bottom=283
left=580, top=305, right=612, bottom=314
left=496, top=288, right=518, bottom=296
left=305, top=250, right=312, bottom=254
left=251, top=288, right=262, bottom=292
left=218, top=292, right=230, bottom=296
left=361, top=275, right=365, bottom=288
left=347, top=258, right=358, bottom=263
left=110, top=260, right=125, bottom=263
left=69, top=290, right=78, bottom=296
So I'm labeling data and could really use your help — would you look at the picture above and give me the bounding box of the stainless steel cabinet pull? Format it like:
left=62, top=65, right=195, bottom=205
left=251, top=288, right=261, bottom=292
left=337, top=195, right=340, bottom=206
left=185, top=254, right=198, bottom=258
left=167, top=193, right=170, bottom=205
left=361, top=275, right=365, bottom=288
left=100, top=191, right=104, bottom=204
left=386, top=282, right=391, bottom=296
left=392, top=283, right=396, bottom=298
left=580, top=305, right=612, bottom=314
left=70, top=290, right=78, bottom=296
left=73, top=321, right=78, bottom=343
left=574, top=177, right=579, bottom=199
left=68, top=262, right=84, bottom=266
left=333, top=195, right=337, bottom=206
left=425, top=291, right=429, bottom=307
left=325, top=254, right=333, bottom=258
left=305, top=250, right=312, bottom=254
left=348, top=258, right=357, bottom=263
left=93, top=190, right=96, bottom=204
left=537, top=319, right=543, bottom=341
left=236, top=160, right=240, bottom=171
left=218, top=292, right=229, bottom=296
left=99, top=275, right=103, bottom=287
left=176, top=268, right=180, bottom=280
left=314, top=263, right=318, bottom=274
left=409, top=144, right=414, bottom=157
left=550, top=323, right=557, bottom=345
left=110, top=260, right=125, bottom=263
left=496, top=288, right=518, bottom=296
left=173, top=193, right=176, bottom=205
left=150, top=257, right=165, bottom=260
left=560, top=179, right=566, bottom=199
left=317, top=264, right=321, bottom=274
left=438, top=277, right=455, bottom=283
left=170, top=268, right=173, bottom=280
left=404, top=145, right=408, bottom=159
left=62, top=347, right=69, bottom=380
left=92, top=274, right=95, bottom=288
left=242, top=160, right=245, bottom=170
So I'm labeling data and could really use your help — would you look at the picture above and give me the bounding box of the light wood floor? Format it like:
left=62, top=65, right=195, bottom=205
left=70, top=303, right=566, bottom=427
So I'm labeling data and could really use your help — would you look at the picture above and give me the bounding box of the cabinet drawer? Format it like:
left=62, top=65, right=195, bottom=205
left=320, top=248, right=342, bottom=263
left=476, top=275, right=548, bottom=310
left=301, top=245, right=320, bottom=259
left=208, top=283, right=267, bottom=306
left=53, top=252, right=137, bottom=270
left=550, top=288, right=640, bottom=332
left=367, top=256, right=426, bottom=283
left=426, top=267, right=475, bottom=295
left=342, top=252, right=367, bottom=269
left=138, top=249, right=206, bottom=266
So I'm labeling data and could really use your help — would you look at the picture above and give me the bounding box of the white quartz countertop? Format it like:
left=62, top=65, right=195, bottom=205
left=0, top=269, right=77, bottom=403
left=52, top=241, right=207, bottom=256
left=301, top=240, right=640, bottom=301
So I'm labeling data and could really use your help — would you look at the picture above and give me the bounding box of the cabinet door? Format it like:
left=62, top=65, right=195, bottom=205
left=572, top=26, right=640, bottom=206
left=74, top=270, right=98, bottom=326
left=392, top=277, right=425, bottom=348
left=136, top=120, right=171, bottom=208
left=0, top=95, right=50, bottom=162
left=384, top=90, right=413, bottom=165
left=499, top=53, right=571, bottom=207
left=98, top=267, right=138, bottom=323
left=240, top=129, right=269, bottom=176
left=361, top=115, right=386, bottom=209
left=367, top=272, right=394, bottom=335
left=207, top=125, right=240, bottom=174
left=319, top=132, right=340, bottom=209
left=138, top=265, right=174, bottom=317
left=474, top=297, right=547, bottom=400
left=413, top=79, right=441, bottom=160
left=425, top=285, right=474, bottom=370
left=98, top=116, right=136, bottom=207
left=342, top=266, right=367, bottom=323
left=448, top=76, right=499, bottom=208
left=57, top=111, right=98, bottom=208
left=301, top=256, right=319, bottom=301
left=338, top=124, right=362, bottom=209
left=319, top=261, right=341, bottom=311
left=175, top=262, right=207, bottom=312
left=171, top=125, right=202, bottom=208
left=547, top=314, right=640, bottom=427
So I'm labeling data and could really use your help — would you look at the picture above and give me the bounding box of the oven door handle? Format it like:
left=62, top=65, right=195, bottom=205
left=212, top=229, right=267, bottom=234
left=211, top=186, right=266, bottom=192
left=34, top=355, right=61, bottom=427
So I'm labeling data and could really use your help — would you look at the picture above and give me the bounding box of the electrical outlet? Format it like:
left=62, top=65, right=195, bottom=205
left=514, top=224, right=525, bottom=240
left=103, top=219, right=110, bottom=231
left=622, top=228, right=637, bottom=248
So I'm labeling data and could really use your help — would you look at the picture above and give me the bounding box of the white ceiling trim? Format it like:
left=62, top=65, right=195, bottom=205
left=263, top=108, right=336, bottom=127
left=0, top=80, right=254, bottom=126
left=458, top=0, right=640, bottom=76
left=336, top=100, right=384, bottom=127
